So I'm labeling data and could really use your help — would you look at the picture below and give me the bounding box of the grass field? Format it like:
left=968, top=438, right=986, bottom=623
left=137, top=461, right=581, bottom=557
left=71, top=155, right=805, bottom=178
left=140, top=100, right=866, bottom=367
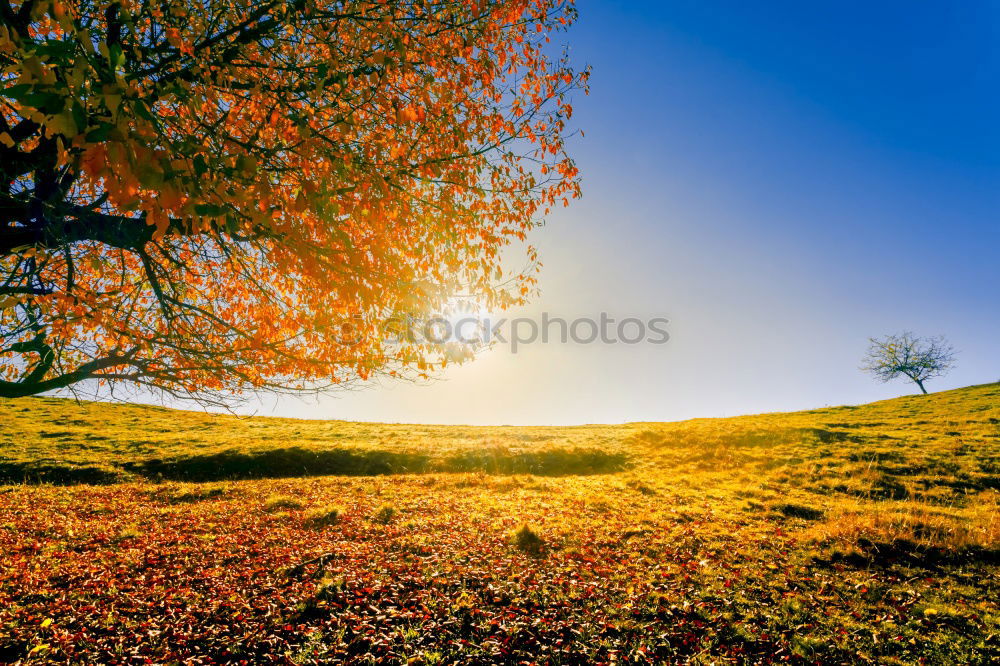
left=1, top=384, right=999, bottom=663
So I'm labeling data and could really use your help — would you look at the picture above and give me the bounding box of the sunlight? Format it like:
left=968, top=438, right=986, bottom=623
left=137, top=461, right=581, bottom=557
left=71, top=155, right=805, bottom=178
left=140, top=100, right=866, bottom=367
left=1, top=0, right=994, bottom=661
left=443, top=297, right=493, bottom=347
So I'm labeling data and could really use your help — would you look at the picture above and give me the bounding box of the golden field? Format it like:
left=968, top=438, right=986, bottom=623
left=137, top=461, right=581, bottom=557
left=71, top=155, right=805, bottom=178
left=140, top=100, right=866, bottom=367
left=1, top=384, right=998, bottom=663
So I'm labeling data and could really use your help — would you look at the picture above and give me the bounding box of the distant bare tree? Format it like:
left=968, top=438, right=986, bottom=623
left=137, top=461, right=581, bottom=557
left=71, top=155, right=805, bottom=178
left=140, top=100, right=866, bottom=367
left=862, top=332, right=955, bottom=394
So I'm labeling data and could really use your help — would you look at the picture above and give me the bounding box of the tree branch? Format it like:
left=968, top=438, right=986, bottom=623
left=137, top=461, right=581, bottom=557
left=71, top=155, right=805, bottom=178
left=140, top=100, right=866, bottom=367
left=0, top=353, right=137, bottom=399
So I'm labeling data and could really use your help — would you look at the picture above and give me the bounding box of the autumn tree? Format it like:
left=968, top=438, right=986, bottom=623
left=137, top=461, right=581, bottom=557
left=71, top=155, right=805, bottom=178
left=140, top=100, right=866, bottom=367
left=862, top=332, right=956, bottom=395
left=0, top=0, right=585, bottom=403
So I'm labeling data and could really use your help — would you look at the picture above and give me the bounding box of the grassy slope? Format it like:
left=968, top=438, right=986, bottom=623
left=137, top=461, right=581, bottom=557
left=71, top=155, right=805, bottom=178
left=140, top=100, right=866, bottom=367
left=0, top=396, right=636, bottom=482
left=1, top=384, right=999, bottom=663
left=1, top=383, right=998, bottom=490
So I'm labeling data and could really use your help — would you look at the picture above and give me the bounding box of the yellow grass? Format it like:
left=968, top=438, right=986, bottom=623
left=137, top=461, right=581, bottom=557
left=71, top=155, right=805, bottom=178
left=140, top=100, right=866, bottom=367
left=1, top=385, right=998, bottom=662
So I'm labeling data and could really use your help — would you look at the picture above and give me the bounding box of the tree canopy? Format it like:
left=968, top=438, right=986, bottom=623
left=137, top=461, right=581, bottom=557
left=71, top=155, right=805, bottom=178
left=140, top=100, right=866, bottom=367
left=0, top=0, right=585, bottom=403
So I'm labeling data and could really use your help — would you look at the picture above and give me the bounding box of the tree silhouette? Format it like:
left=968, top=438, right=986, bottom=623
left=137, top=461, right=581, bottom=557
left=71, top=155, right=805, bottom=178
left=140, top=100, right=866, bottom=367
left=862, top=332, right=955, bottom=394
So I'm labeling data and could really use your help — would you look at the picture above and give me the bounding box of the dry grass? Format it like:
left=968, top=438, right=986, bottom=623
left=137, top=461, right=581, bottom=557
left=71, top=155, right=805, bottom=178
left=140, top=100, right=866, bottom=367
left=2, top=383, right=997, bottom=489
left=263, top=494, right=305, bottom=512
left=804, top=492, right=1000, bottom=553
left=303, top=505, right=343, bottom=528
left=1, top=383, right=999, bottom=662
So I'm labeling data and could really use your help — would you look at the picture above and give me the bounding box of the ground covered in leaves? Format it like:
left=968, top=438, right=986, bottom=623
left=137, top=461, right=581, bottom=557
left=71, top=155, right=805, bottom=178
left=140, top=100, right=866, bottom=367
left=1, top=384, right=999, bottom=664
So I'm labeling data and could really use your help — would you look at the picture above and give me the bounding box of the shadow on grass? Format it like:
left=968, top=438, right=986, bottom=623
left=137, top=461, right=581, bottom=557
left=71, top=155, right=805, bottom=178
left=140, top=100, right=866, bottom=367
left=1, top=446, right=629, bottom=485
left=127, top=447, right=431, bottom=481
left=443, top=448, right=629, bottom=475
left=0, top=462, right=122, bottom=485
left=814, top=538, right=1000, bottom=572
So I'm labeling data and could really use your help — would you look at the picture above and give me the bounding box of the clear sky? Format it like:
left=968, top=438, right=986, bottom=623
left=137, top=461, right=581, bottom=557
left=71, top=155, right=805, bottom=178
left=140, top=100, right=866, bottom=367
left=265, top=0, right=999, bottom=425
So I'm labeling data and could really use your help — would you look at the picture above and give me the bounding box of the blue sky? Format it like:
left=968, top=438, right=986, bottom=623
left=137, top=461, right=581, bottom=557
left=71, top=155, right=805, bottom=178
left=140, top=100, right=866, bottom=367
left=268, top=1, right=999, bottom=424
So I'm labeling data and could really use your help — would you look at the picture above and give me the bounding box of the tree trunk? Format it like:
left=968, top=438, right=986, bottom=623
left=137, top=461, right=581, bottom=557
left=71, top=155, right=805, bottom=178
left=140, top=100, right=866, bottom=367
left=914, top=379, right=928, bottom=394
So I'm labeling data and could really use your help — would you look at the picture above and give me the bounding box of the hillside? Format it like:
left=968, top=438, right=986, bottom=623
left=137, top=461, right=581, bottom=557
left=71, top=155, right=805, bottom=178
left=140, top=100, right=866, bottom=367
left=1, top=384, right=998, bottom=492
left=1, top=385, right=999, bottom=663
